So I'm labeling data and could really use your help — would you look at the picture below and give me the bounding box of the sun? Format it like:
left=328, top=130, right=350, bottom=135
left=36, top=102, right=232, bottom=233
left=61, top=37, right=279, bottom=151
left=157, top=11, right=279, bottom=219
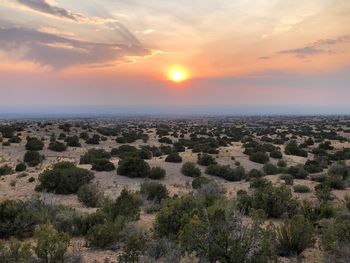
left=167, top=67, right=189, bottom=83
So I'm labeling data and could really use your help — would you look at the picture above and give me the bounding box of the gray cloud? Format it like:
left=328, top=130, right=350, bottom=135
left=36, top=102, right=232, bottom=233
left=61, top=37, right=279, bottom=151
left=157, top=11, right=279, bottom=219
left=16, top=0, right=82, bottom=21
left=278, top=35, right=350, bottom=58
left=0, top=27, right=151, bottom=69
left=279, top=46, right=326, bottom=58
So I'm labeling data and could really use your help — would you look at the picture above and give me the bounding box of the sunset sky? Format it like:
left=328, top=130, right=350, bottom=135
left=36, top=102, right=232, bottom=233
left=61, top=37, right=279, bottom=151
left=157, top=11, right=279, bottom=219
left=0, top=0, right=349, bottom=115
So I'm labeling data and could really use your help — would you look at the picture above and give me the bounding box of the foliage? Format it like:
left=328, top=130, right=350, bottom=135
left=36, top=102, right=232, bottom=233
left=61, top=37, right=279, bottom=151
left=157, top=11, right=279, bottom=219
left=79, top=149, right=111, bottom=164
left=91, top=159, right=115, bottom=171
left=140, top=181, right=169, bottom=203
left=15, top=162, right=26, bottom=172
left=0, top=239, right=34, bottom=263
left=36, top=162, right=94, bottom=194
left=205, top=164, right=245, bottom=181
left=0, top=164, right=13, bottom=176
left=192, top=176, right=211, bottom=189
left=117, top=157, right=151, bottom=178
left=276, top=215, right=314, bottom=256
left=48, top=141, right=67, bottom=152
left=165, top=152, right=182, bottom=163
left=78, top=184, right=105, bottom=208
left=25, top=137, right=44, bottom=151
left=263, top=163, right=279, bottom=175
left=197, top=153, right=217, bottom=166
left=148, top=166, right=166, bottom=180
left=34, top=223, right=70, bottom=263
left=181, top=162, right=201, bottom=177
left=293, top=185, right=311, bottom=193
left=24, top=150, right=42, bottom=167
left=249, top=151, right=269, bottom=164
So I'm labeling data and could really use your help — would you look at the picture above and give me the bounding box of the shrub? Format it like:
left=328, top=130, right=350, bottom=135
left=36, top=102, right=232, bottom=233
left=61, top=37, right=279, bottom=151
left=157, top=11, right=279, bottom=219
left=165, top=152, right=182, bottom=163
left=277, top=215, right=314, bottom=256
left=28, top=177, right=35, bottom=183
left=277, top=160, right=287, bottom=167
left=140, top=181, right=168, bottom=203
left=285, top=141, right=308, bottom=157
left=65, top=135, right=81, bottom=147
left=270, top=150, right=282, bottom=159
left=325, top=176, right=346, bottom=190
left=103, top=188, right=140, bottom=222
left=48, top=141, right=67, bottom=152
left=91, top=159, right=115, bottom=171
left=0, top=165, right=13, bottom=176
left=15, top=162, right=26, bottom=172
left=280, top=174, right=294, bottom=185
left=118, top=231, right=146, bottom=263
left=328, top=162, right=349, bottom=178
left=149, top=167, right=166, bottom=180
left=181, top=162, right=201, bottom=178
left=36, top=162, right=94, bottom=194
left=34, top=223, right=70, bottom=263
left=247, top=169, right=265, bottom=180
left=117, top=157, right=150, bottom=178
left=288, top=165, right=309, bottom=179
left=263, top=163, right=279, bottom=175
left=197, top=153, right=217, bottom=166
left=25, top=137, right=44, bottom=151
left=242, top=184, right=298, bottom=218
left=205, top=164, right=245, bottom=182
left=24, top=151, right=42, bottom=167
left=304, top=160, right=323, bottom=174
left=250, top=178, right=271, bottom=189
left=86, top=220, right=124, bottom=248
left=249, top=152, right=269, bottom=164
left=293, top=185, right=311, bottom=193
left=78, top=184, right=105, bottom=208
left=315, top=183, right=333, bottom=202
left=0, top=239, right=34, bottom=262
left=79, top=149, right=111, bottom=164
left=192, top=176, right=211, bottom=189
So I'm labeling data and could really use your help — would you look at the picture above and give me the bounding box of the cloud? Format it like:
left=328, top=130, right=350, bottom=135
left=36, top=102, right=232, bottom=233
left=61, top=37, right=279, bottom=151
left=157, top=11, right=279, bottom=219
left=279, top=46, right=326, bottom=58
left=258, top=56, right=271, bottom=60
left=279, top=35, right=350, bottom=58
left=0, top=27, right=151, bottom=69
left=16, top=0, right=83, bottom=21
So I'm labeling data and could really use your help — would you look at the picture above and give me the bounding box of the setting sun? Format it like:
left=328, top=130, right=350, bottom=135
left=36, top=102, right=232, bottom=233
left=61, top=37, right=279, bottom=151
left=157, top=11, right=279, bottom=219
left=168, top=67, right=188, bottom=83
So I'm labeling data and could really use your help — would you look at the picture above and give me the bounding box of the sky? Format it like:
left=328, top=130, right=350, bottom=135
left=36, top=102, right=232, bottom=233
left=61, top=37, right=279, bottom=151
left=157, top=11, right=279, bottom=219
left=0, top=0, right=349, bottom=115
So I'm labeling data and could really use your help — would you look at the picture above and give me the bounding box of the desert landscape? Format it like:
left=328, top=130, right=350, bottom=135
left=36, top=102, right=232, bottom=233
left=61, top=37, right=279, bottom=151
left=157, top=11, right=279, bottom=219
left=0, top=116, right=349, bottom=262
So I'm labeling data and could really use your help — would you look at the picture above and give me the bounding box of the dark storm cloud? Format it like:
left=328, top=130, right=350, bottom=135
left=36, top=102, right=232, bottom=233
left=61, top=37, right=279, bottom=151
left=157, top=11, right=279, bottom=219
left=0, top=27, right=151, bottom=69
left=16, top=0, right=82, bottom=21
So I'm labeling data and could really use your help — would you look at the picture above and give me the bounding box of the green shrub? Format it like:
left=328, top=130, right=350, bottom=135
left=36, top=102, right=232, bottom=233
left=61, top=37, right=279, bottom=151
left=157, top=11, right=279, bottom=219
left=103, top=188, right=140, bottom=221
left=263, top=163, right=279, bottom=175
left=0, top=165, right=13, bottom=176
left=24, top=151, right=42, bottom=167
left=181, top=162, right=201, bottom=177
left=205, top=164, right=245, bottom=182
left=48, top=141, right=67, bottom=152
left=315, top=183, right=333, bottom=202
left=15, top=162, right=26, bottom=172
left=277, top=160, right=287, bottom=167
left=276, top=215, right=314, bottom=256
left=25, top=137, right=44, bottom=151
left=91, top=159, right=115, bottom=171
left=192, top=176, right=211, bottom=189
left=36, top=162, right=94, bottom=194
left=246, top=169, right=264, bottom=181
left=78, top=184, right=105, bottom=208
left=270, top=150, right=283, bottom=159
left=249, top=152, right=269, bottom=164
left=148, top=167, right=166, bottom=180
left=165, top=152, right=182, bottom=163
left=325, top=175, right=346, bottom=190
left=285, top=140, right=308, bottom=157
left=79, top=149, right=111, bottom=164
left=118, top=231, right=146, bottom=263
left=250, top=178, right=271, bottom=189
left=140, top=181, right=168, bottom=203
left=197, top=153, right=217, bottom=166
left=0, top=239, right=34, bottom=262
left=328, top=162, right=349, bottom=178
left=86, top=220, right=124, bottom=248
left=280, top=174, right=294, bottom=185
left=34, top=223, right=70, bottom=263
left=288, top=165, right=309, bottom=179
left=293, top=185, right=311, bottom=193
left=65, top=135, right=81, bottom=147
left=117, top=157, right=150, bottom=178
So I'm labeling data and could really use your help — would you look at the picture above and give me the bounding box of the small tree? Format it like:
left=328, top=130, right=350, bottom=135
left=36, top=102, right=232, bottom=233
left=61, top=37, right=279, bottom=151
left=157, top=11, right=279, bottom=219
left=149, top=167, right=166, bottom=180
left=117, top=157, right=150, bottom=178
left=34, top=223, right=70, bottom=263
left=165, top=152, right=182, bottom=163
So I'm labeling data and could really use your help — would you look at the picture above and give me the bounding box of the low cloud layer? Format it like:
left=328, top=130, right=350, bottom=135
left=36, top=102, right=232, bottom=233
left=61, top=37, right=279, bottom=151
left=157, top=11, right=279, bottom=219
left=0, top=27, right=150, bottom=69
